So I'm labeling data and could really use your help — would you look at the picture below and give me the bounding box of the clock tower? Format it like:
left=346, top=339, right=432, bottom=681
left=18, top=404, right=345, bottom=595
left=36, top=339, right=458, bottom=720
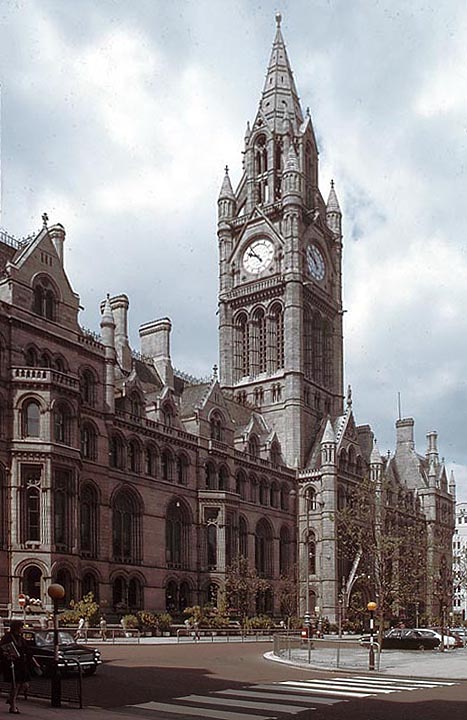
left=218, top=14, right=344, bottom=467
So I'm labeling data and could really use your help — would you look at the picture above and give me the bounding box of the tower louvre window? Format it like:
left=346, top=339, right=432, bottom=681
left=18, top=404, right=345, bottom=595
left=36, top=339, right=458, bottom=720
left=254, top=134, right=268, bottom=205
left=234, top=313, right=249, bottom=380
left=304, top=306, right=313, bottom=379
left=270, top=303, right=284, bottom=370
left=252, top=308, right=267, bottom=375
left=323, top=321, right=333, bottom=388
left=312, top=313, right=323, bottom=383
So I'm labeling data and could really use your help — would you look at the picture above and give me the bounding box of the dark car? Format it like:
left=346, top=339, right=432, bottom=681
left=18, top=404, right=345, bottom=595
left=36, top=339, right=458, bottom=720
left=359, top=628, right=440, bottom=650
left=22, top=630, right=101, bottom=676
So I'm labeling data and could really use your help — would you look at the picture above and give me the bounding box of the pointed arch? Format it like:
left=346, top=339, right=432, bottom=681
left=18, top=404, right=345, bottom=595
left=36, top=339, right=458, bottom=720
left=269, top=302, right=284, bottom=370
left=251, top=306, right=267, bottom=375
left=255, top=517, right=273, bottom=578
left=111, top=487, right=143, bottom=563
left=234, top=311, right=250, bottom=380
left=166, top=497, right=191, bottom=569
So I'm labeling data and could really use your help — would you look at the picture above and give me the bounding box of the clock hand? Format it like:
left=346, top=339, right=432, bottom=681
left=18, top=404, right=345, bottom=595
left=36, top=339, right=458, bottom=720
left=248, top=249, right=262, bottom=261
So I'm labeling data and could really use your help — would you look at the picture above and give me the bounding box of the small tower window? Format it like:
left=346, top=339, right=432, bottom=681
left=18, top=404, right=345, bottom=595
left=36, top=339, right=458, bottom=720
left=33, top=277, right=57, bottom=321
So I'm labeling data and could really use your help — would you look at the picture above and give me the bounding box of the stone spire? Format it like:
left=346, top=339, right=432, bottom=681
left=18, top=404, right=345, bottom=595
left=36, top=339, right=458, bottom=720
left=449, top=469, right=456, bottom=499
left=218, top=166, right=235, bottom=200
left=322, top=417, right=336, bottom=444
left=259, top=13, right=303, bottom=131
left=326, top=179, right=342, bottom=237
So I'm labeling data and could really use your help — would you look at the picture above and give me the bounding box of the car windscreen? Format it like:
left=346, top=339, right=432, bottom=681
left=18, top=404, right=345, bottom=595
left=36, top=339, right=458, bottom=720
left=35, top=631, right=75, bottom=647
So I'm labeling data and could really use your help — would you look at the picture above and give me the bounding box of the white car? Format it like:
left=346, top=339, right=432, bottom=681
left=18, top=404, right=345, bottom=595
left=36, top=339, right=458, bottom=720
left=416, top=628, right=457, bottom=649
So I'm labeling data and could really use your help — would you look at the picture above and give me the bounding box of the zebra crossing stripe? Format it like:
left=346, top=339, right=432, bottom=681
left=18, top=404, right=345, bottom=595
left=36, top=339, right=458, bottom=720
left=178, top=694, right=306, bottom=714
left=215, top=688, right=336, bottom=704
left=280, top=681, right=372, bottom=697
left=351, top=676, right=457, bottom=687
left=133, top=700, right=272, bottom=720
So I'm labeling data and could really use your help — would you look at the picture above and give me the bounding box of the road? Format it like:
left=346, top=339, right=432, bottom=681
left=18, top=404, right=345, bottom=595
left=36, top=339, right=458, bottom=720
left=81, top=641, right=467, bottom=720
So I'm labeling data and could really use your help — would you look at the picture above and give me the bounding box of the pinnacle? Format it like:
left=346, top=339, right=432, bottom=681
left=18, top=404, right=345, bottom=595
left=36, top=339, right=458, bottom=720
left=327, top=179, right=341, bottom=213
left=218, top=167, right=235, bottom=200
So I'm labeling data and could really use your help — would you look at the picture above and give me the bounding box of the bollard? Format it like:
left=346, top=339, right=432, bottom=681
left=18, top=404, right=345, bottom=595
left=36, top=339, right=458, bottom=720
left=367, top=601, right=377, bottom=671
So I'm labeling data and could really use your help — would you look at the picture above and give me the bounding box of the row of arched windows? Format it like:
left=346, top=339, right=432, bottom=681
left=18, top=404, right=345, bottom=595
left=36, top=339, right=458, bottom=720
left=234, top=303, right=284, bottom=380
left=109, top=433, right=189, bottom=484
left=24, top=346, right=67, bottom=373
left=235, top=470, right=290, bottom=509
left=20, top=564, right=143, bottom=610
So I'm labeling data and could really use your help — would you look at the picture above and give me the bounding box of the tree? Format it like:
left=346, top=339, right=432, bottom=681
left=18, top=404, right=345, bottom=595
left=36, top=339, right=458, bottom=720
left=336, top=474, right=428, bottom=647
left=453, top=545, right=467, bottom=621
left=276, top=568, right=298, bottom=620
left=59, top=592, right=100, bottom=627
left=225, top=556, right=271, bottom=622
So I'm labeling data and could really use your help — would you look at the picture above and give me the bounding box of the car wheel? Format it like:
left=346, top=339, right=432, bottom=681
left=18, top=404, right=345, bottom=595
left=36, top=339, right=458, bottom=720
left=418, top=644, right=426, bottom=651
left=83, top=666, right=97, bottom=676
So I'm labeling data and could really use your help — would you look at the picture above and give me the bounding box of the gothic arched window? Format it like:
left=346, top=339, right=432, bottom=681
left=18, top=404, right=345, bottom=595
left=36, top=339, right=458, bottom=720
left=210, top=411, right=224, bottom=442
left=145, top=444, right=159, bottom=477
left=54, top=402, right=71, bottom=444
left=304, top=305, right=313, bottom=379
left=112, top=489, right=141, bottom=563
left=279, top=526, right=290, bottom=575
left=80, top=422, right=97, bottom=460
left=161, top=402, right=174, bottom=427
left=166, top=498, right=190, bottom=569
left=176, top=453, right=189, bottom=485
left=80, top=483, right=98, bottom=557
left=234, top=313, right=249, bottom=379
left=259, top=478, right=269, bottom=506
left=110, top=433, right=125, bottom=470
left=205, top=461, right=217, bottom=490
left=128, top=439, right=141, bottom=473
left=323, top=320, right=333, bottom=388
left=33, top=277, right=57, bottom=321
left=206, top=524, right=217, bottom=569
left=165, top=580, right=178, bottom=613
left=82, top=572, right=99, bottom=602
left=254, top=134, right=268, bottom=204
left=23, top=565, right=42, bottom=600
left=239, top=515, right=248, bottom=558
left=236, top=470, right=247, bottom=499
left=255, top=518, right=273, bottom=578
left=26, top=486, right=40, bottom=541
left=218, top=465, right=229, bottom=491
left=25, top=347, right=38, bottom=367
left=252, top=308, right=267, bottom=375
left=270, top=303, right=284, bottom=370
left=22, top=400, right=40, bottom=437
left=130, top=391, right=143, bottom=418
left=54, top=477, right=69, bottom=548
left=308, top=531, right=316, bottom=575
left=128, top=577, right=143, bottom=610
left=80, top=369, right=96, bottom=407
left=312, top=313, right=323, bottom=383
left=55, top=568, right=72, bottom=606
left=248, top=434, right=259, bottom=459
left=161, top=448, right=174, bottom=482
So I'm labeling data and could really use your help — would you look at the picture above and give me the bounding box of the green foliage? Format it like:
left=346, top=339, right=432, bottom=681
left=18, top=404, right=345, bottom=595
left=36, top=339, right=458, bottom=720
left=243, top=615, right=274, bottom=630
left=225, top=556, right=271, bottom=620
left=122, top=614, right=139, bottom=628
left=276, top=571, right=298, bottom=619
left=59, top=592, right=99, bottom=627
left=155, top=612, right=173, bottom=631
left=137, top=611, right=159, bottom=629
left=183, top=604, right=229, bottom=628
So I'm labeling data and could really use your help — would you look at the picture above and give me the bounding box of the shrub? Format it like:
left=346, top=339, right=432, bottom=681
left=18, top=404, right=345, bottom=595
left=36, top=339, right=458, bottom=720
left=155, top=612, right=172, bottom=632
left=244, top=615, right=274, bottom=630
left=122, top=614, right=139, bottom=629
left=59, top=592, right=100, bottom=627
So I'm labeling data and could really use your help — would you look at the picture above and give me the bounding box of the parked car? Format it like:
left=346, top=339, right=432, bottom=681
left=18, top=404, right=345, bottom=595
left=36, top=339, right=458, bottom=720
left=416, top=628, right=458, bottom=649
left=359, top=628, right=440, bottom=650
left=22, top=629, right=102, bottom=675
left=450, top=627, right=467, bottom=647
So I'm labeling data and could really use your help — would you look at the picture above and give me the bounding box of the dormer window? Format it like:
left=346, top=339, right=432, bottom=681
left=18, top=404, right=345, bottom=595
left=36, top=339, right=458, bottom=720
left=248, top=434, right=259, bottom=459
left=210, top=411, right=224, bottom=442
left=33, top=277, right=57, bottom=321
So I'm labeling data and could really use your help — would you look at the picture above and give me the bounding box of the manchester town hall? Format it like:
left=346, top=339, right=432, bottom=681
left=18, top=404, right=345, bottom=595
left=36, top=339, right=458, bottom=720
left=0, top=17, right=455, bottom=624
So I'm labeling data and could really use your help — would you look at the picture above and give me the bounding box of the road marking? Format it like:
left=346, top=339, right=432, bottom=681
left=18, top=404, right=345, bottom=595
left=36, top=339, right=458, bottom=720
left=351, top=675, right=457, bottom=686
left=279, top=681, right=372, bottom=698
left=133, top=701, right=273, bottom=719
left=179, top=694, right=306, bottom=713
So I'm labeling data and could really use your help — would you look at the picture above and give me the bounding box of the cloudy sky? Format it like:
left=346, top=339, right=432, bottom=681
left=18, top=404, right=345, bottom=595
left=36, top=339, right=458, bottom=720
left=1, top=0, right=466, bottom=501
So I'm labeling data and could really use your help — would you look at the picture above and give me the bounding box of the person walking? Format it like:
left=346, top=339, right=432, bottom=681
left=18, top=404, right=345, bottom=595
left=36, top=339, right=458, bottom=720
left=0, top=620, right=40, bottom=714
left=99, top=616, right=107, bottom=642
left=75, top=616, right=85, bottom=641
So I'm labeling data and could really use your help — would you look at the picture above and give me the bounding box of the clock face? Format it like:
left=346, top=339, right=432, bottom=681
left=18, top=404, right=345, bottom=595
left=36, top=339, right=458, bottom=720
left=243, top=238, right=275, bottom=274
left=306, top=243, right=325, bottom=281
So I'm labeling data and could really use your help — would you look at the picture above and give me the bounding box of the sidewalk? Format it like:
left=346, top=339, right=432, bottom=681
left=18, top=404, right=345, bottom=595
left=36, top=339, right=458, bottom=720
left=266, top=645, right=467, bottom=679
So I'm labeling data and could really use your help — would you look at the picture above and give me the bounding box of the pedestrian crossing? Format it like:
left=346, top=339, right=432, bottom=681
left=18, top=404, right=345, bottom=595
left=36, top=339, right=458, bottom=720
left=121, top=675, right=458, bottom=719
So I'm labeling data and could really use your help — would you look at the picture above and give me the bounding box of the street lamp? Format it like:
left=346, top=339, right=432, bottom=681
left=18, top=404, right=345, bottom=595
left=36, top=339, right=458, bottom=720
left=367, top=601, right=377, bottom=671
left=47, top=583, right=65, bottom=708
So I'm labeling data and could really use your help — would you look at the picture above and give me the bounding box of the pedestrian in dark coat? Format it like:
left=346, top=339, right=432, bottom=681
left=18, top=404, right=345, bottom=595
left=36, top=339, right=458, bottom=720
left=0, top=620, right=40, bottom=713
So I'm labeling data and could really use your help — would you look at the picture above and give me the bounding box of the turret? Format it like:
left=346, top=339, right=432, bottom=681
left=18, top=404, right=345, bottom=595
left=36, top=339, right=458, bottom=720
left=449, top=470, right=456, bottom=499
left=100, top=295, right=116, bottom=413
left=48, top=223, right=65, bottom=265
left=370, top=439, right=383, bottom=482
left=426, top=431, right=439, bottom=469
left=217, top=166, right=236, bottom=222
left=321, top=417, right=336, bottom=466
left=326, top=180, right=342, bottom=237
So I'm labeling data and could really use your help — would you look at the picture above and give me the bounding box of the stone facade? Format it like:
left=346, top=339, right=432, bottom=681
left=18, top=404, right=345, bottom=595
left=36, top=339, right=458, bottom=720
left=0, top=16, right=455, bottom=623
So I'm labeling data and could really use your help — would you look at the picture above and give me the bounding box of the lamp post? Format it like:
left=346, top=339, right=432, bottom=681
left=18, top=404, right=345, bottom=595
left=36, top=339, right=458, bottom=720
left=367, top=601, right=377, bottom=671
left=47, top=583, right=65, bottom=708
